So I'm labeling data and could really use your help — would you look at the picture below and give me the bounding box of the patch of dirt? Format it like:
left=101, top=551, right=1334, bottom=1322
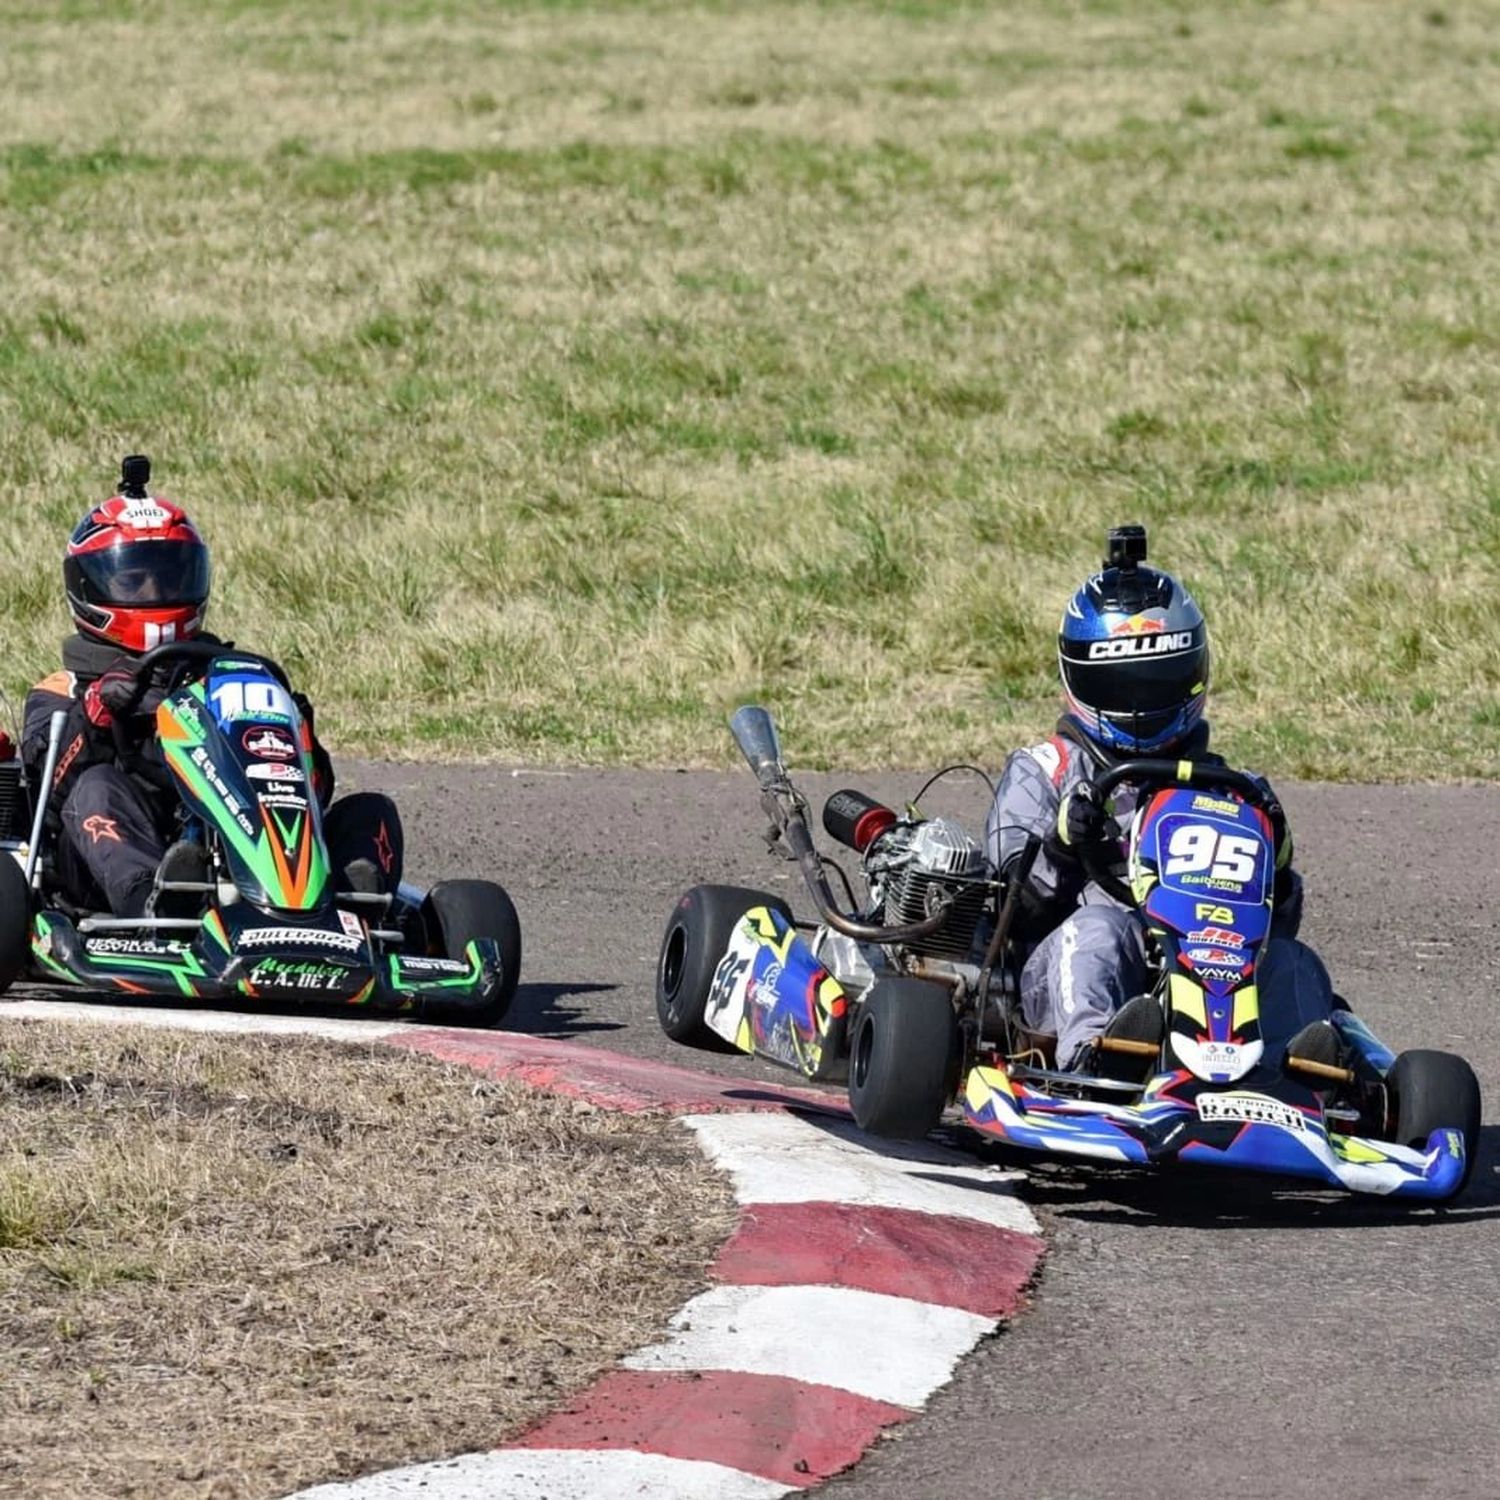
left=0, top=1021, right=737, bottom=1499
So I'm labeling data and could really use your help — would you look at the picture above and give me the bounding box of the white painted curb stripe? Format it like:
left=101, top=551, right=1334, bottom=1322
left=283, top=1448, right=791, bottom=1499
left=3, top=1000, right=406, bottom=1044
left=684, top=1111, right=1040, bottom=1236
left=624, top=1282, right=995, bottom=1408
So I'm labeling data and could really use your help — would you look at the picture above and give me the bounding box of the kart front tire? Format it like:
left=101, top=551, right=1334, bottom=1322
left=1388, top=1048, right=1481, bottom=1198
left=848, top=977, right=956, bottom=1141
left=656, top=884, right=791, bottom=1051
left=0, top=854, right=29, bottom=995
left=420, top=879, right=522, bottom=1027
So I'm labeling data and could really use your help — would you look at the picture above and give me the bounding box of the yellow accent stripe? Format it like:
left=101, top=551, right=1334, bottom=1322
left=1330, top=1135, right=1392, bottom=1164
left=1169, top=973, right=1207, bottom=1027
left=1232, top=984, right=1260, bottom=1033
left=1177, top=759, right=1194, bottom=782
left=748, top=906, right=797, bottom=961
left=966, top=1066, right=1013, bottom=1109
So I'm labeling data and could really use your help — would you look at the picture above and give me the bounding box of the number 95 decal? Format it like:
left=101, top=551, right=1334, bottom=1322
left=1155, top=816, right=1268, bottom=900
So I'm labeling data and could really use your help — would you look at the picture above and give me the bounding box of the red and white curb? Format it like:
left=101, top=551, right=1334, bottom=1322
left=3, top=1000, right=1044, bottom=1496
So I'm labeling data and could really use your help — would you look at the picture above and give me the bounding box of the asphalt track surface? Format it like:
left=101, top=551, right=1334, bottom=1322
left=17, top=763, right=1500, bottom=1498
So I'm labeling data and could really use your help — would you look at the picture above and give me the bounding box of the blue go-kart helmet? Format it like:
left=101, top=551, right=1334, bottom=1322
left=1058, top=525, right=1210, bottom=756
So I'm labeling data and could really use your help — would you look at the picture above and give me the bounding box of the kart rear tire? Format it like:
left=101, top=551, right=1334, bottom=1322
left=848, top=977, right=956, bottom=1141
left=1388, top=1049, right=1481, bottom=1198
left=0, top=854, right=29, bottom=995
left=419, top=879, right=522, bottom=1027
left=656, top=884, right=792, bottom=1051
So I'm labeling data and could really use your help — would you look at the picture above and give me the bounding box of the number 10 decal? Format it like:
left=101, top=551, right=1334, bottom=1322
left=210, top=678, right=294, bottom=724
left=1164, top=824, right=1259, bottom=883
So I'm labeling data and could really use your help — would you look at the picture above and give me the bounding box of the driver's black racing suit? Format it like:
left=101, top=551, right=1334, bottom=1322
left=22, top=633, right=404, bottom=918
left=983, top=720, right=1335, bottom=1070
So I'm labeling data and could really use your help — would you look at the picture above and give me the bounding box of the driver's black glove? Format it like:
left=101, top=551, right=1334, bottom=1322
left=81, top=668, right=136, bottom=731
left=1056, top=780, right=1112, bottom=852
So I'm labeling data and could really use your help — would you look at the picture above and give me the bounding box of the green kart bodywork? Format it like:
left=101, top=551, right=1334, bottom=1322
left=9, top=646, right=514, bottom=1022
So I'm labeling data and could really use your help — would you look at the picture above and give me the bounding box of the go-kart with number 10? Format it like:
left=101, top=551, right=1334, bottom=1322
left=0, top=641, right=521, bottom=1024
left=654, top=706, right=1480, bottom=1203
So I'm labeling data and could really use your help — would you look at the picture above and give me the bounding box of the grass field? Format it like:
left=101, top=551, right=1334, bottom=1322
left=0, top=0, right=1495, bottom=779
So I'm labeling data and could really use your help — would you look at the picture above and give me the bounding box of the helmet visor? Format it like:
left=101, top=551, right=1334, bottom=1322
left=1062, top=649, right=1206, bottom=719
left=70, top=539, right=210, bottom=608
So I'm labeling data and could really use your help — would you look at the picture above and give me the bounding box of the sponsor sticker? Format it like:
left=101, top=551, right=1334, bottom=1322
left=1198, top=1093, right=1307, bottom=1134
left=1187, top=926, right=1244, bottom=949
left=243, top=727, right=298, bottom=760
left=337, top=909, right=364, bottom=939
left=1185, top=946, right=1247, bottom=968
left=397, top=956, right=470, bottom=975
left=1192, top=794, right=1241, bottom=816
left=240, top=927, right=361, bottom=953
left=189, top=745, right=257, bottom=838
left=1193, top=964, right=1247, bottom=985
left=119, top=499, right=173, bottom=529
left=748, top=960, right=783, bottom=1009
left=173, top=698, right=204, bottom=733
left=85, top=936, right=186, bottom=956
left=246, top=762, right=305, bottom=783
left=247, top=957, right=352, bottom=990
left=1087, top=631, right=1194, bottom=660
left=1108, top=612, right=1166, bottom=637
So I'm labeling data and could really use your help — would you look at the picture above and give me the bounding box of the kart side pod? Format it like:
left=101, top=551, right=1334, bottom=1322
left=703, top=905, right=850, bottom=1083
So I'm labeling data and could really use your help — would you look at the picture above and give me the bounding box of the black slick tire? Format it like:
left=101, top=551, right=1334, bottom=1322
left=0, top=854, right=28, bottom=995
left=656, top=884, right=791, bottom=1051
left=847, top=977, right=956, bottom=1140
left=1387, top=1049, right=1482, bottom=1199
left=419, top=879, right=522, bottom=1027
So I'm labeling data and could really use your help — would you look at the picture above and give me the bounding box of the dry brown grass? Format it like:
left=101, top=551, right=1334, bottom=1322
left=0, top=1020, right=736, bottom=1500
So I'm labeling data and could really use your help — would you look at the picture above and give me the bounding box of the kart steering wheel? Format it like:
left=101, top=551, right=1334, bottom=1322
left=109, top=641, right=294, bottom=763
left=1078, top=758, right=1274, bottom=909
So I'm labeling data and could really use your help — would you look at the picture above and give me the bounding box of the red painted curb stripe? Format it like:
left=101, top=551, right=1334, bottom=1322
left=509, top=1368, right=908, bottom=1488
left=388, top=1029, right=848, bottom=1116
left=713, top=1201, right=1043, bottom=1318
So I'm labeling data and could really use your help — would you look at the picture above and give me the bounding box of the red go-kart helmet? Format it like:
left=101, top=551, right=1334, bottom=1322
left=63, top=456, right=211, bottom=654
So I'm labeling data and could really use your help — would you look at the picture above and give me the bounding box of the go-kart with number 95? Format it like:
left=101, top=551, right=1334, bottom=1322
left=0, top=641, right=521, bottom=1025
left=655, top=706, right=1480, bottom=1204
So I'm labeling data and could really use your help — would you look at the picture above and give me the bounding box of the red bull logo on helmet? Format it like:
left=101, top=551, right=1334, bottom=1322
left=1108, top=612, right=1168, bottom=636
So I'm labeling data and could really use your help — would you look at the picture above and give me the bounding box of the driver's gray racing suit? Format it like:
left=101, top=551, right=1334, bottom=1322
left=983, top=725, right=1333, bottom=1069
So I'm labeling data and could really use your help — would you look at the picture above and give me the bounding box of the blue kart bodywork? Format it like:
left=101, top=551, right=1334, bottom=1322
left=700, top=777, right=1470, bottom=1203
left=713, top=907, right=1466, bottom=1201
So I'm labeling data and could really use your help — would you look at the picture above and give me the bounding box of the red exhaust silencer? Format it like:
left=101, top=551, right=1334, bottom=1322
left=823, top=789, right=898, bottom=852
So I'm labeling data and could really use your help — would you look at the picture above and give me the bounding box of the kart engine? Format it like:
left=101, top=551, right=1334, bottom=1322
left=868, top=817, right=987, bottom=960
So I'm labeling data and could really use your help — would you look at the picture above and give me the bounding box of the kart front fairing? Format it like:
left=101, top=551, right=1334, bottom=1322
left=1131, top=784, right=1277, bottom=1086
left=28, top=901, right=504, bottom=1013
left=962, top=1038, right=1468, bottom=1202
left=158, top=660, right=329, bottom=911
